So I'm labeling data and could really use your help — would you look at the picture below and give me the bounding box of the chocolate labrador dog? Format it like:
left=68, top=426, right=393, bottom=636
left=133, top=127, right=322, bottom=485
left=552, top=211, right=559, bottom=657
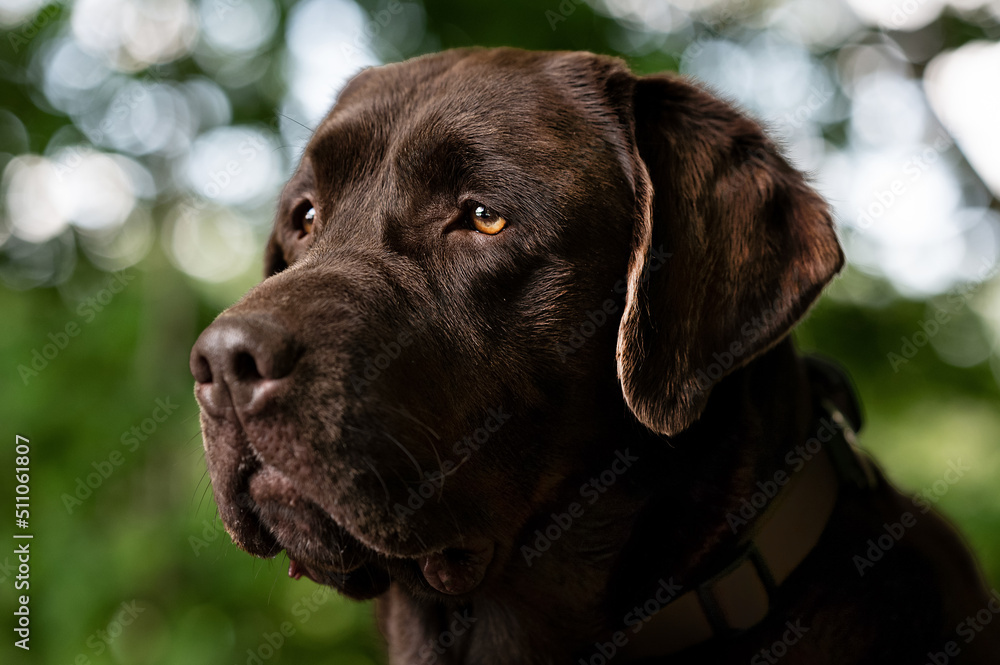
left=191, top=48, right=999, bottom=663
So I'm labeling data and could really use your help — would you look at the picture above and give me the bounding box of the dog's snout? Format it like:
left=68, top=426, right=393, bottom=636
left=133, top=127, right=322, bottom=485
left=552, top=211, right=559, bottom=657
left=191, top=314, right=301, bottom=420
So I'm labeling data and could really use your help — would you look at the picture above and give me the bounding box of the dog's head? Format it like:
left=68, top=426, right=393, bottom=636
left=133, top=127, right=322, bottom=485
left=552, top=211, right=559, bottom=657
left=191, top=48, right=842, bottom=600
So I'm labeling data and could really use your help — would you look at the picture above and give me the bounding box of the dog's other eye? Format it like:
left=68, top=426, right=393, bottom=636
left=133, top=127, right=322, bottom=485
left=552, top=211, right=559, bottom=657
left=293, top=202, right=316, bottom=237
left=471, top=204, right=507, bottom=235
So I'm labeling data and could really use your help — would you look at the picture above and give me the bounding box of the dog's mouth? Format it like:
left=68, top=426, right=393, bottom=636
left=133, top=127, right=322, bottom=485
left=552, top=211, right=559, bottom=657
left=230, top=463, right=495, bottom=598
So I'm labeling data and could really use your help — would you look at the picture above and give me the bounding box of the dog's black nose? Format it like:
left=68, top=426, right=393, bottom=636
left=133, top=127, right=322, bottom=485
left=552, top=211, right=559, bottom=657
left=191, top=314, right=301, bottom=421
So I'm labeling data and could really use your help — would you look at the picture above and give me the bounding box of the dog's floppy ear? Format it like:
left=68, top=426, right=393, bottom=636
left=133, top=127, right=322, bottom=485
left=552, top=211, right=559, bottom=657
left=616, top=74, right=843, bottom=436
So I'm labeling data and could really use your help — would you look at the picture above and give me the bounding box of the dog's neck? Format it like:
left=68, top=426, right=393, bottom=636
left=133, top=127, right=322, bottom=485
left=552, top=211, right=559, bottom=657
left=380, top=340, right=823, bottom=664
left=613, top=338, right=817, bottom=585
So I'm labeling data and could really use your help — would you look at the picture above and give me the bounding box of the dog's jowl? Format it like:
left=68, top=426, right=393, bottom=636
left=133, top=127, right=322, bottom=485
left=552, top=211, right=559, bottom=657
left=191, top=48, right=1000, bottom=664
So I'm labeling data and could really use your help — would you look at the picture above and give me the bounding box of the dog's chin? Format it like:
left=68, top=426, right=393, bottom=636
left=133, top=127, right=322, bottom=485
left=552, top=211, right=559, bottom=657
left=225, top=465, right=496, bottom=598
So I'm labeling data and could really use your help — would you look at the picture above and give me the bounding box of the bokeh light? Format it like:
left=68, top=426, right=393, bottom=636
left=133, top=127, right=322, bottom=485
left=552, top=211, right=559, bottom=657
left=285, top=0, right=381, bottom=127
left=199, top=0, right=278, bottom=56
left=926, top=40, right=1000, bottom=197
left=165, top=203, right=257, bottom=282
left=70, top=0, right=198, bottom=71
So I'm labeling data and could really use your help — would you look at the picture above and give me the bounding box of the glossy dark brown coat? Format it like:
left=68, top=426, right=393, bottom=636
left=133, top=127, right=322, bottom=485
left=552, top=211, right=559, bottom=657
left=191, top=48, right=999, bottom=664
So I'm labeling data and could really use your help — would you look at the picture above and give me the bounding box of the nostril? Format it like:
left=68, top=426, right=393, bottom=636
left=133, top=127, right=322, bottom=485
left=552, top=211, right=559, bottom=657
left=234, top=352, right=263, bottom=383
left=192, top=354, right=213, bottom=384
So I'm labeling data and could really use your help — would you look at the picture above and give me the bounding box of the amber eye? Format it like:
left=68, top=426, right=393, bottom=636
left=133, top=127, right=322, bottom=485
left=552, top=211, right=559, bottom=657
left=471, top=204, right=506, bottom=235
left=293, top=202, right=315, bottom=238
left=302, top=207, right=315, bottom=235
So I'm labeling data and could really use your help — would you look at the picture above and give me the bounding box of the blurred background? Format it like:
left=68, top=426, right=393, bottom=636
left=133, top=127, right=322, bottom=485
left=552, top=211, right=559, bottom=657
left=1, top=0, right=999, bottom=662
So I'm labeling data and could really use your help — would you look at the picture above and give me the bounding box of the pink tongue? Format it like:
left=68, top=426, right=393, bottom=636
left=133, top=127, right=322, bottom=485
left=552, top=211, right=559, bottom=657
left=418, top=544, right=494, bottom=595
left=289, top=559, right=314, bottom=582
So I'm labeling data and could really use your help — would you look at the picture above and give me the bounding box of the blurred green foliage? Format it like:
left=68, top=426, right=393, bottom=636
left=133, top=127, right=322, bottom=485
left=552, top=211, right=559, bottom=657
left=1, top=1, right=999, bottom=664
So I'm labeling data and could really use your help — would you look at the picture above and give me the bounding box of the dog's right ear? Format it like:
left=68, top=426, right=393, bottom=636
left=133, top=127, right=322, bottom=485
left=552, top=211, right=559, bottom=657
left=615, top=73, right=843, bottom=437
